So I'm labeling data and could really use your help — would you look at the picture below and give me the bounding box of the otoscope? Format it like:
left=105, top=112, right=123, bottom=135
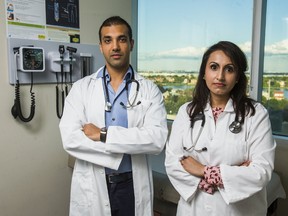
left=66, top=46, right=77, bottom=86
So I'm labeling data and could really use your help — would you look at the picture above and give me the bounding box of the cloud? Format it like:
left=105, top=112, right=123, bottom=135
left=239, top=41, right=252, bottom=53
left=139, top=40, right=288, bottom=61
left=139, top=46, right=206, bottom=60
left=265, top=39, right=288, bottom=55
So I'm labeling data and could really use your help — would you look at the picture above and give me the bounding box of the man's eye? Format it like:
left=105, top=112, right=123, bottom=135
left=104, top=39, right=111, bottom=44
left=119, top=37, right=127, bottom=42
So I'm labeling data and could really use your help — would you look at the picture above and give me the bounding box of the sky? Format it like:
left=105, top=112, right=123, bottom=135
left=137, top=0, right=288, bottom=73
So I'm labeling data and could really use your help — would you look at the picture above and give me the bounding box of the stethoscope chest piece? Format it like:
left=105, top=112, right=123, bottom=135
left=105, top=102, right=112, bottom=112
left=229, top=121, right=241, bottom=134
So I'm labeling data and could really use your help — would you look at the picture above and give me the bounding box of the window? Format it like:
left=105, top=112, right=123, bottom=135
left=263, top=0, right=288, bottom=136
left=137, top=0, right=253, bottom=119
left=135, top=0, right=288, bottom=137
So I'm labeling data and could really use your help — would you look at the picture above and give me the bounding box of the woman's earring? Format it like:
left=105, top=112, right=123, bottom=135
left=203, top=76, right=205, bottom=80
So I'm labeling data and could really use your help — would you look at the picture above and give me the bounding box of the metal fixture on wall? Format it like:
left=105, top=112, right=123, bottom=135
left=7, top=38, right=105, bottom=85
left=7, top=38, right=105, bottom=121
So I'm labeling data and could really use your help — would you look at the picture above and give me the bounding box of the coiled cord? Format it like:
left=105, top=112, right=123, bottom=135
left=56, top=85, right=65, bottom=119
left=11, top=73, right=36, bottom=122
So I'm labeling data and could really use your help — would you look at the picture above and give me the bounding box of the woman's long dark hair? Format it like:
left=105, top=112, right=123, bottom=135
left=187, top=41, right=255, bottom=124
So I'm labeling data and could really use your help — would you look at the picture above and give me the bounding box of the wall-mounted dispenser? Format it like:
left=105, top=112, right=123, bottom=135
left=80, top=53, right=93, bottom=78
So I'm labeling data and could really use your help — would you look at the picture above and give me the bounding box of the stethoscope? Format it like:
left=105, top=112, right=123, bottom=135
left=103, top=65, right=141, bottom=112
left=183, top=112, right=242, bottom=152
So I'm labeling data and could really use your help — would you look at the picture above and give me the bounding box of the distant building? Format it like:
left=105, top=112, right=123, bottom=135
left=274, top=91, right=284, bottom=100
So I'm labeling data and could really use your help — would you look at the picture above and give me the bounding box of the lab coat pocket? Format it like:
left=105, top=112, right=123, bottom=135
left=224, top=138, right=248, bottom=165
left=70, top=169, right=93, bottom=207
left=129, top=99, right=152, bottom=126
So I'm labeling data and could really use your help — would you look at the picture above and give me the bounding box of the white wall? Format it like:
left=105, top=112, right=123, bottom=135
left=0, top=1, right=131, bottom=216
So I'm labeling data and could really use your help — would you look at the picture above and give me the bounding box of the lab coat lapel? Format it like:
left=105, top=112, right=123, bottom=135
left=86, top=73, right=106, bottom=127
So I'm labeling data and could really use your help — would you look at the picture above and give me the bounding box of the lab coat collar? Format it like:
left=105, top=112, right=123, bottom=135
left=93, top=66, right=144, bottom=82
left=204, top=97, right=235, bottom=113
left=95, top=66, right=133, bottom=82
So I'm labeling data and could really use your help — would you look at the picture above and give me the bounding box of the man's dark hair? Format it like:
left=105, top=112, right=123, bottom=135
left=99, top=16, right=133, bottom=42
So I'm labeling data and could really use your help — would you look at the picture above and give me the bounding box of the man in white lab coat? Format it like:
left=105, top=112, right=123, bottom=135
left=59, top=16, right=168, bottom=216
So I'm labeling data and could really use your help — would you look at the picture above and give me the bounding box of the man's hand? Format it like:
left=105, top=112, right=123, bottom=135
left=82, top=123, right=101, bottom=141
left=239, top=160, right=251, bottom=166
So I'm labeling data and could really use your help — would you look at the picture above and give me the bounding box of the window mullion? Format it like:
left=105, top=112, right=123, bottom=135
left=250, top=0, right=267, bottom=101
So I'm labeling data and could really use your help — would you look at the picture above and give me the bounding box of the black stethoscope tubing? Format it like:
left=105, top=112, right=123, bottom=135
left=102, top=65, right=140, bottom=111
left=183, top=113, right=242, bottom=152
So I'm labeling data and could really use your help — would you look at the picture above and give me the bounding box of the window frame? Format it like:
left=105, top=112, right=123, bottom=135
left=249, top=0, right=267, bottom=101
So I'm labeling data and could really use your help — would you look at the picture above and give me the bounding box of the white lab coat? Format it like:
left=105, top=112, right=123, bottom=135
left=165, top=99, right=275, bottom=216
left=59, top=67, right=168, bottom=216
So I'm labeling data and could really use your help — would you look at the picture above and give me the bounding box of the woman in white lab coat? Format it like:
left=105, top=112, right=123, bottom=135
left=165, top=41, right=275, bottom=216
left=59, top=68, right=168, bottom=215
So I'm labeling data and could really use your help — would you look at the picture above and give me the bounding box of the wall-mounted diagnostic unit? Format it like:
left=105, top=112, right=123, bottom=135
left=8, top=38, right=105, bottom=121
left=11, top=46, right=44, bottom=122
left=17, top=47, right=45, bottom=72
left=7, top=38, right=105, bottom=85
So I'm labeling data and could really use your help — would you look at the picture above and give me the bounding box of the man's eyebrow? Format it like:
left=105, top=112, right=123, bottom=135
left=118, top=35, right=128, bottom=39
left=102, top=35, right=128, bottom=39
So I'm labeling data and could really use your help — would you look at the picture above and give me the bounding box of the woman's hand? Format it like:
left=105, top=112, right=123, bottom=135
left=180, top=156, right=205, bottom=177
left=180, top=157, right=250, bottom=178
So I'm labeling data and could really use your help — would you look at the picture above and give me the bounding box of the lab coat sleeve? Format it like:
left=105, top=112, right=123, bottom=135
left=59, top=78, right=123, bottom=170
left=165, top=103, right=201, bottom=202
left=104, top=79, right=168, bottom=155
left=219, top=104, right=276, bottom=204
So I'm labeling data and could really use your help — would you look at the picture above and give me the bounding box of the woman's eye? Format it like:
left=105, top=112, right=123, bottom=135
left=225, top=66, right=235, bottom=72
left=210, top=64, right=217, bottom=70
